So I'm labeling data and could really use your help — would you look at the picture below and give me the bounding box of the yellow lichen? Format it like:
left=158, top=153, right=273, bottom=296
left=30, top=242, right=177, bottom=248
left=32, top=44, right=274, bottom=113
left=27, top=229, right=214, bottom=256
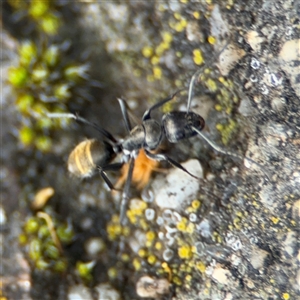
left=162, top=31, right=173, bottom=43
left=142, top=46, right=153, bottom=58
left=193, top=11, right=200, bottom=19
left=215, top=104, right=223, bottom=111
left=108, top=267, right=118, bottom=279
left=191, top=199, right=201, bottom=209
left=271, top=216, right=280, bottom=224
left=177, top=217, right=188, bottom=232
left=282, top=293, right=290, bottom=300
left=208, top=35, right=216, bottom=45
left=162, top=262, right=172, bottom=280
left=121, top=253, right=130, bottom=262
left=178, top=244, right=193, bottom=259
left=138, top=248, right=147, bottom=258
left=153, top=66, right=162, bottom=79
left=196, top=261, right=206, bottom=273
left=205, top=78, right=218, bottom=92
left=133, top=258, right=141, bottom=271
left=147, top=255, right=157, bottom=265
left=193, top=49, right=204, bottom=65
left=150, top=56, right=160, bottom=65
left=106, top=222, right=122, bottom=240
left=155, top=241, right=162, bottom=250
left=177, top=221, right=186, bottom=232
left=173, top=276, right=182, bottom=285
left=146, top=231, right=156, bottom=241
left=186, top=222, right=195, bottom=234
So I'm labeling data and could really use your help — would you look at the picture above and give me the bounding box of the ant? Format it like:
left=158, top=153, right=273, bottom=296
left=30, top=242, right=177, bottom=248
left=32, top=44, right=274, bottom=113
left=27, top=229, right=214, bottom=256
left=46, top=45, right=269, bottom=225
left=46, top=90, right=205, bottom=225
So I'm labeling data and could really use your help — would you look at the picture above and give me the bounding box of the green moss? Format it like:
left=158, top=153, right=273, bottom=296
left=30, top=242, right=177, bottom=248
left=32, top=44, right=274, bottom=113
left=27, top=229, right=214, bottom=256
left=16, top=94, right=34, bottom=114
left=40, top=13, right=61, bottom=35
left=29, top=238, right=42, bottom=261
left=56, top=223, right=74, bottom=243
left=8, top=40, right=90, bottom=152
left=36, top=259, right=50, bottom=270
left=8, top=0, right=62, bottom=36
left=20, top=207, right=74, bottom=274
left=32, top=64, right=49, bottom=82
left=53, top=259, right=68, bottom=272
left=8, top=67, right=29, bottom=87
left=24, top=217, right=40, bottom=234
left=76, top=261, right=95, bottom=282
left=35, top=136, right=52, bottom=152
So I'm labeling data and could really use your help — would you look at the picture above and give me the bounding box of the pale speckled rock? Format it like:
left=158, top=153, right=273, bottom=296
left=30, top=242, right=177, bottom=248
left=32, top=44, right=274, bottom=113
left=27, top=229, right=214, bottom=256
left=245, top=30, right=265, bottom=52
left=68, top=285, right=93, bottom=300
left=211, top=264, right=231, bottom=285
left=217, top=44, right=246, bottom=76
left=281, top=231, right=297, bottom=259
left=129, top=229, right=147, bottom=254
left=154, top=159, right=203, bottom=209
left=249, top=246, right=270, bottom=270
left=210, top=5, right=230, bottom=46
left=94, top=283, right=121, bottom=300
left=292, top=199, right=300, bottom=221
left=85, top=237, right=105, bottom=258
left=278, top=39, right=300, bottom=97
left=0, top=206, right=7, bottom=225
left=295, top=270, right=300, bottom=292
left=136, top=276, right=170, bottom=298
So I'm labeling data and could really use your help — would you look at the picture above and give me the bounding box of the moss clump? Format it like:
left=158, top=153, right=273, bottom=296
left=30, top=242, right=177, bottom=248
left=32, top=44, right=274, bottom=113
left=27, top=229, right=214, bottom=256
left=8, top=0, right=62, bottom=35
left=8, top=41, right=90, bottom=151
left=20, top=213, right=74, bottom=273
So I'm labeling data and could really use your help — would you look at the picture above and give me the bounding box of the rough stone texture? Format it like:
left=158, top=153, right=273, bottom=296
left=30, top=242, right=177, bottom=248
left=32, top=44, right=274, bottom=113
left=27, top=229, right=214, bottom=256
left=1, top=1, right=299, bottom=300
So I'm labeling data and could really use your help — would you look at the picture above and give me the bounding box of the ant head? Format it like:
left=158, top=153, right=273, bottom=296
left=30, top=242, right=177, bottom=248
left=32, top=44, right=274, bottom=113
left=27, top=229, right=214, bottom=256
left=186, top=112, right=205, bottom=131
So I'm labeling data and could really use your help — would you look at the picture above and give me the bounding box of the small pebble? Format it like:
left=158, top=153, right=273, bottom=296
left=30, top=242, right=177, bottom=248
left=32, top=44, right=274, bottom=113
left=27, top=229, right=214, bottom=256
left=94, top=283, right=121, bottom=300
left=136, top=275, right=170, bottom=298
left=250, top=247, right=269, bottom=270
left=68, top=284, right=93, bottom=300
left=155, top=159, right=203, bottom=209
left=0, top=206, right=7, bottom=225
left=211, top=265, right=231, bottom=285
left=85, top=237, right=105, bottom=258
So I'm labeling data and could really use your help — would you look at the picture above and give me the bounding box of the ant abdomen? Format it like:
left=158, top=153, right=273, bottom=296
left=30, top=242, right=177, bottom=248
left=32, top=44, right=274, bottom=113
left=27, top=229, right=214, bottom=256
left=162, top=111, right=205, bottom=143
left=68, top=139, right=116, bottom=178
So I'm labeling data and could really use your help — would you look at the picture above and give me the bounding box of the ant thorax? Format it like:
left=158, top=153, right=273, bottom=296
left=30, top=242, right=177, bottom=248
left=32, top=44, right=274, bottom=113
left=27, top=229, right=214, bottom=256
left=122, top=148, right=139, bottom=160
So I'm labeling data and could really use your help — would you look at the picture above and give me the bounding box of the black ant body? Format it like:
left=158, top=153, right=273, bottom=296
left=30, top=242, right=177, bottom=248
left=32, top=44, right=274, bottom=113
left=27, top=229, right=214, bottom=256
left=46, top=90, right=205, bottom=224
left=47, top=46, right=269, bottom=225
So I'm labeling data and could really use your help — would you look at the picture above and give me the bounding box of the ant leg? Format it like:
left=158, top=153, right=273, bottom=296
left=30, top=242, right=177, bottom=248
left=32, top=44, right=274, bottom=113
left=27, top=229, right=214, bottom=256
left=117, top=98, right=132, bottom=133
left=98, top=162, right=124, bottom=191
left=191, top=126, right=270, bottom=180
left=119, top=157, right=135, bottom=225
left=142, top=90, right=183, bottom=121
left=46, top=112, right=118, bottom=143
left=144, top=150, right=201, bottom=180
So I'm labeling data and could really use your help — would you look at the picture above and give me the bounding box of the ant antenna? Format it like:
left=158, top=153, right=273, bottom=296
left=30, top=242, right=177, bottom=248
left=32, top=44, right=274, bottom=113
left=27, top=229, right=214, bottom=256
left=143, top=89, right=183, bottom=121
left=117, top=98, right=132, bottom=133
left=186, top=40, right=270, bottom=180
left=46, top=112, right=117, bottom=143
left=191, top=126, right=270, bottom=180
left=186, top=40, right=230, bottom=113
